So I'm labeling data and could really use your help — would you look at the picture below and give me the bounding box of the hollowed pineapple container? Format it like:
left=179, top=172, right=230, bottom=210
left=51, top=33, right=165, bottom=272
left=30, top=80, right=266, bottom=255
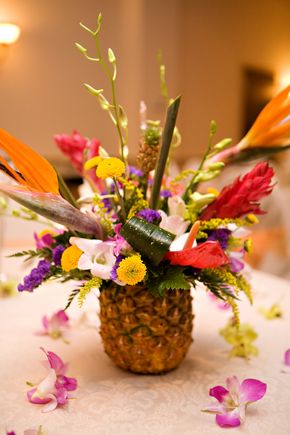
left=99, top=282, right=194, bottom=374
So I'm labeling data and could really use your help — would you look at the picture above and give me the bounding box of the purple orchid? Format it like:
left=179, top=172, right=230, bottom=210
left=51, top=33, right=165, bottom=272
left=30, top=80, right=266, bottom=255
left=203, top=376, right=267, bottom=427
left=38, top=310, right=70, bottom=341
left=27, top=348, right=77, bottom=412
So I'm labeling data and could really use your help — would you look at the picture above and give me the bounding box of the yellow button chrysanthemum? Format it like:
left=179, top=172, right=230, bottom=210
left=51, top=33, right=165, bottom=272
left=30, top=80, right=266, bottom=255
left=38, top=228, right=58, bottom=238
left=96, top=157, right=125, bottom=179
left=84, top=156, right=102, bottom=171
left=117, top=255, right=146, bottom=285
left=61, top=245, right=83, bottom=272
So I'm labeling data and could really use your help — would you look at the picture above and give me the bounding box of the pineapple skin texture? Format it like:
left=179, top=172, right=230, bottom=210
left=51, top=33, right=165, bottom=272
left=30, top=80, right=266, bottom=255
left=99, top=283, right=194, bottom=374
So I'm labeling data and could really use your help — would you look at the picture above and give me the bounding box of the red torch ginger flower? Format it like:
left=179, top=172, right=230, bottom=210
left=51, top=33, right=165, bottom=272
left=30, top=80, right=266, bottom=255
left=54, top=130, right=100, bottom=176
left=200, top=162, right=274, bottom=220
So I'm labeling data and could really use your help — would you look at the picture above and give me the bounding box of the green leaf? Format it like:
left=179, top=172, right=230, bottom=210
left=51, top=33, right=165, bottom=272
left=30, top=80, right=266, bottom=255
left=150, top=96, right=181, bottom=209
left=120, top=217, right=175, bottom=265
left=147, top=266, right=190, bottom=297
left=64, top=288, right=80, bottom=310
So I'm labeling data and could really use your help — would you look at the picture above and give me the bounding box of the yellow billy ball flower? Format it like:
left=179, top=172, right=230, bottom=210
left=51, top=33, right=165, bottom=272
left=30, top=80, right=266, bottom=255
left=117, top=255, right=146, bottom=285
left=61, top=245, right=83, bottom=272
left=96, top=157, right=125, bottom=179
left=38, top=228, right=58, bottom=238
left=84, top=156, right=102, bottom=171
left=246, top=214, right=259, bottom=225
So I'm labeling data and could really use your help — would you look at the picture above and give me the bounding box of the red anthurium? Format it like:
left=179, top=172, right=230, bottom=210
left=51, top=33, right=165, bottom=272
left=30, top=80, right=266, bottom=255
left=165, top=241, right=229, bottom=268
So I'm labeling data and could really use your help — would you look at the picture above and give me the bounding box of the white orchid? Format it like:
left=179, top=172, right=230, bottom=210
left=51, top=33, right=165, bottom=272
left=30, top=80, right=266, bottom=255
left=70, top=237, right=116, bottom=279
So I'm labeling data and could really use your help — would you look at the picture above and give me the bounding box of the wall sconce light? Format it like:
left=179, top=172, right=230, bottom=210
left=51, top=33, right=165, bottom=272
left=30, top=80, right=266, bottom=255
left=0, top=23, right=21, bottom=45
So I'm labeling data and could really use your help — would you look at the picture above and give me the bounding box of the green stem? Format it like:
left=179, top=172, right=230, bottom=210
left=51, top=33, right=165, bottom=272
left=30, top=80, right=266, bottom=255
left=113, top=178, right=126, bottom=223
left=183, top=125, right=216, bottom=201
left=56, top=170, right=78, bottom=208
left=93, top=34, right=126, bottom=163
left=150, top=96, right=181, bottom=210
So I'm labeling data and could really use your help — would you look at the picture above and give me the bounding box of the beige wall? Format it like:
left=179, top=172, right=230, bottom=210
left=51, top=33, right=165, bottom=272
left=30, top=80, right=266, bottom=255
left=1, top=0, right=290, bottom=175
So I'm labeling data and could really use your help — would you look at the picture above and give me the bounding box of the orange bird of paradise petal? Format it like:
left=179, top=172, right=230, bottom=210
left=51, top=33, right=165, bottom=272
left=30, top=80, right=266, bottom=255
left=208, top=85, right=290, bottom=164
left=0, top=128, right=59, bottom=194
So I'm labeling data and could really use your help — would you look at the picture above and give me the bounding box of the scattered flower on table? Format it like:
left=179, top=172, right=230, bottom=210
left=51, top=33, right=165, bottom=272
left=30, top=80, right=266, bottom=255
left=7, top=427, right=47, bottom=435
left=259, top=303, right=283, bottom=319
left=37, top=309, right=70, bottom=342
left=27, top=348, right=77, bottom=412
left=220, top=320, right=258, bottom=359
left=282, top=349, right=290, bottom=373
left=24, top=427, right=47, bottom=435
left=202, top=375, right=267, bottom=427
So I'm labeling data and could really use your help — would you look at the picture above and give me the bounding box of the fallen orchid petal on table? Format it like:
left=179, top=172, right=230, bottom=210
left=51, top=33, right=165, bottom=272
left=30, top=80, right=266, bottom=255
left=6, top=427, right=46, bottom=435
left=282, top=349, right=290, bottom=373
left=202, top=376, right=267, bottom=428
left=37, top=309, right=70, bottom=342
left=259, top=303, right=283, bottom=319
left=27, top=348, right=77, bottom=412
left=219, top=320, right=259, bottom=359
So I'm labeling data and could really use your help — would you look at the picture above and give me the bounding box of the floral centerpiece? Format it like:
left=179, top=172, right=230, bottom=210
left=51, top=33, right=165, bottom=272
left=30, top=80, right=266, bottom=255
left=0, top=14, right=289, bottom=374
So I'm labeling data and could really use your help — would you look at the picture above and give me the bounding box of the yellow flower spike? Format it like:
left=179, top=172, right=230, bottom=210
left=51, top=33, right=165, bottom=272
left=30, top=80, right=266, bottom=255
left=96, top=157, right=125, bottom=179
left=61, top=245, right=83, bottom=272
left=84, top=156, right=102, bottom=171
left=117, top=255, right=146, bottom=285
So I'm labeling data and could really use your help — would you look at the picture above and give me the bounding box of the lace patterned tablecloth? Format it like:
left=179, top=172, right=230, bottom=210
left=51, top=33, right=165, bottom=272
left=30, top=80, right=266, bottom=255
left=1, top=250, right=290, bottom=435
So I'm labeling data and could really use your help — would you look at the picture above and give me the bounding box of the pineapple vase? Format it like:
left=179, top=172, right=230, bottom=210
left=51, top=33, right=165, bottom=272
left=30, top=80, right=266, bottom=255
left=99, top=282, right=194, bottom=374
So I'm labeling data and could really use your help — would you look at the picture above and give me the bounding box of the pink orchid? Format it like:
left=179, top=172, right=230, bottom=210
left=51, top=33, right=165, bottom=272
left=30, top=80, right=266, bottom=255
left=282, top=349, right=290, bottom=373
left=38, top=310, right=70, bottom=341
left=208, top=292, right=231, bottom=310
left=27, top=348, right=77, bottom=412
left=203, top=376, right=267, bottom=427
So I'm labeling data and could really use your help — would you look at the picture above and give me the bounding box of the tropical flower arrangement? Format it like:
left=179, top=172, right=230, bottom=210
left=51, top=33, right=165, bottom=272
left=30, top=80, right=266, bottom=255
left=0, top=14, right=289, bottom=378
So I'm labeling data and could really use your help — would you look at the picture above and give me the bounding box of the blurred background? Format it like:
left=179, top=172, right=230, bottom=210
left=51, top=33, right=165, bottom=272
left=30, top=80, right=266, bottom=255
left=0, top=0, right=290, bottom=277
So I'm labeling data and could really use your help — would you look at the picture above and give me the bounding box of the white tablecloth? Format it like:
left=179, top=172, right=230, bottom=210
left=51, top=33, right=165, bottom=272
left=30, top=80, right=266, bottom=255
left=1, top=249, right=290, bottom=435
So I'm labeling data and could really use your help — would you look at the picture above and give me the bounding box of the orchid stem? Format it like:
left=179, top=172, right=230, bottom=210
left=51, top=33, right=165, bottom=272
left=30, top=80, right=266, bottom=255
left=113, top=178, right=126, bottom=223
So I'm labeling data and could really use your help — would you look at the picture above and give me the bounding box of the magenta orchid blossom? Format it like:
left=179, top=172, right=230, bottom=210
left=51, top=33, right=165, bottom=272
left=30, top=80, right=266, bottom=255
left=27, top=348, right=77, bottom=412
left=38, top=310, right=70, bottom=341
left=203, top=376, right=267, bottom=428
left=282, top=349, right=290, bottom=373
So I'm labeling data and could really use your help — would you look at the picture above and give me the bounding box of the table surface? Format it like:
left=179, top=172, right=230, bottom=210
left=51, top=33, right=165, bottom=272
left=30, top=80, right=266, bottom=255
left=1, top=248, right=290, bottom=435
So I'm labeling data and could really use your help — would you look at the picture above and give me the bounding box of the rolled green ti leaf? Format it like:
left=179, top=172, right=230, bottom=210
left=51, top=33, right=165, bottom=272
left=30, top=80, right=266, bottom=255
left=120, top=216, right=175, bottom=265
left=0, top=184, right=103, bottom=238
